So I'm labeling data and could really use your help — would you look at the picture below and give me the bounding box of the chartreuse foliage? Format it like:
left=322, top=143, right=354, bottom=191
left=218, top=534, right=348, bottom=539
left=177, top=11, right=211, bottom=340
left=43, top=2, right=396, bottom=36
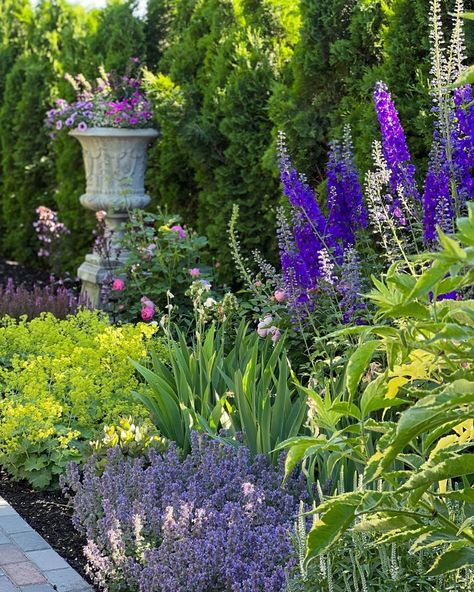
left=281, top=204, right=474, bottom=578
left=0, top=310, right=163, bottom=488
left=131, top=321, right=306, bottom=460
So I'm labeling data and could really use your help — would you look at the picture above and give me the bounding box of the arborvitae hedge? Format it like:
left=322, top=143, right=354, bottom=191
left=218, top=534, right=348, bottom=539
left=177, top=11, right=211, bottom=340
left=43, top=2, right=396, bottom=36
left=0, top=0, right=472, bottom=278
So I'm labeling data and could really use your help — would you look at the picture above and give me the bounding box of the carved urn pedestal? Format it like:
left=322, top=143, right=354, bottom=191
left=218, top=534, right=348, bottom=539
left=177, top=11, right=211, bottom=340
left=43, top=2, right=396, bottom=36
left=70, top=127, right=159, bottom=308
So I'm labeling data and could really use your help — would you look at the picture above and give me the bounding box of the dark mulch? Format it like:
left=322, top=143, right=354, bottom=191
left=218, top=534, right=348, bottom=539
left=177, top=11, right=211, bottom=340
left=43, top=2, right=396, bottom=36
left=0, top=260, right=50, bottom=288
left=0, top=468, right=95, bottom=587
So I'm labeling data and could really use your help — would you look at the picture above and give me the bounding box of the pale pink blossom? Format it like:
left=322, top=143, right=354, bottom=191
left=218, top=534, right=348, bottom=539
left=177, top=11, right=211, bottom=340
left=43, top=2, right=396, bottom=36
left=274, top=289, right=286, bottom=303
left=189, top=268, right=200, bottom=278
left=271, top=328, right=281, bottom=344
left=140, top=296, right=154, bottom=308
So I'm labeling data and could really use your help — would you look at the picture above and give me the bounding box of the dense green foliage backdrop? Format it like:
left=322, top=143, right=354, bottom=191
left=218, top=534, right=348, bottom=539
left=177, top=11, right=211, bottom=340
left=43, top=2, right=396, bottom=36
left=0, top=0, right=471, bottom=277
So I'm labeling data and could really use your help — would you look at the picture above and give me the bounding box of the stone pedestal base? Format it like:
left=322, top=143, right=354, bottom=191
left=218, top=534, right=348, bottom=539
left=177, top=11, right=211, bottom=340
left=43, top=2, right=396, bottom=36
left=78, top=253, right=120, bottom=310
left=70, top=127, right=159, bottom=308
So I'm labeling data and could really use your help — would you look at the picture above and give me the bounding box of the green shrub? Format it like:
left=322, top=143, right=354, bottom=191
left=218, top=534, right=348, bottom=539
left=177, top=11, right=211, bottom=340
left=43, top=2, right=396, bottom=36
left=112, top=209, right=212, bottom=323
left=0, top=309, right=163, bottom=488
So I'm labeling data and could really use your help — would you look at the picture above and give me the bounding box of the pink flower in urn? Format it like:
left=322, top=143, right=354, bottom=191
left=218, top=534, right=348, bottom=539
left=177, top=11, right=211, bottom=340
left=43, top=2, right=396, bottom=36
left=141, top=306, right=155, bottom=322
left=274, top=289, right=286, bottom=303
left=189, top=267, right=200, bottom=278
left=170, top=224, right=186, bottom=239
left=112, top=278, right=125, bottom=291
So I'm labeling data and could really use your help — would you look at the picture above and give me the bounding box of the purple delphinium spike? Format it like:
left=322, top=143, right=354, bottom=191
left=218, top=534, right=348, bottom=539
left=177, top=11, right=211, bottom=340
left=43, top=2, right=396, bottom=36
left=423, top=141, right=453, bottom=243
left=337, top=247, right=366, bottom=324
left=327, top=126, right=367, bottom=245
left=276, top=207, right=311, bottom=310
left=278, top=133, right=336, bottom=282
left=452, top=85, right=474, bottom=207
left=373, top=81, right=420, bottom=205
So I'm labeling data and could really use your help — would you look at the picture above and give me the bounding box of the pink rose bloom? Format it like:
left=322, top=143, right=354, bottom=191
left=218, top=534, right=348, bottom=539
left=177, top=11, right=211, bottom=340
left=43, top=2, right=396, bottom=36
left=141, top=306, right=155, bottom=322
left=255, top=280, right=262, bottom=288
left=274, top=289, right=286, bottom=303
left=112, top=278, right=125, bottom=291
left=170, top=224, right=186, bottom=239
left=189, top=267, right=200, bottom=278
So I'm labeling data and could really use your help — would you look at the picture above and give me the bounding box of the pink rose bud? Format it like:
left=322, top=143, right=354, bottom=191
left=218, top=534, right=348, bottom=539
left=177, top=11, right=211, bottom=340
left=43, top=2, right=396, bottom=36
left=189, top=267, right=200, bottom=278
left=170, top=224, right=186, bottom=239
left=141, top=306, right=155, bottom=322
left=255, top=280, right=262, bottom=288
left=112, top=278, right=124, bottom=291
left=274, top=289, right=286, bottom=303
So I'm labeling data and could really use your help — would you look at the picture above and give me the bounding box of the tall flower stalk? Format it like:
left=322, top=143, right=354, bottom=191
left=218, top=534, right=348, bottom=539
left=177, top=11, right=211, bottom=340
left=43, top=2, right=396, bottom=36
left=423, top=0, right=472, bottom=238
left=373, top=81, right=420, bottom=207
left=277, top=132, right=337, bottom=283
left=327, top=125, right=367, bottom=246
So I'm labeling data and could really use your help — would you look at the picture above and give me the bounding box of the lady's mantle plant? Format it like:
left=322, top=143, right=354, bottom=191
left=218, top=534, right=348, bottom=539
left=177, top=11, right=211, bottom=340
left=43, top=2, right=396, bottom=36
left=46, top=60, right=153, bottom=134
left=0, top=310, right=160, bottom=488
left=64, top=433, right=306, bottom=592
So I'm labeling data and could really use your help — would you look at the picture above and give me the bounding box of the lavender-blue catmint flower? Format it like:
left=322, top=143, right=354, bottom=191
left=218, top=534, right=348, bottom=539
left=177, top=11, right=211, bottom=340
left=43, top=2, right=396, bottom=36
left=64, top=434, right=307, bottom=592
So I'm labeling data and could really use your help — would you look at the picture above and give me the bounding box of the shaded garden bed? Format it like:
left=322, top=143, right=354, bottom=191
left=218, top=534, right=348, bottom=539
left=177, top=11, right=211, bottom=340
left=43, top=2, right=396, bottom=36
left=0, top=260, right=50, bottom=289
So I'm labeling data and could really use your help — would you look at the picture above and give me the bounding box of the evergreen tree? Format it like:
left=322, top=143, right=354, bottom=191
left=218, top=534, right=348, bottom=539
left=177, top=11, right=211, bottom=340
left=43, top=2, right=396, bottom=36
left=89, top=0, right=146, bottom=70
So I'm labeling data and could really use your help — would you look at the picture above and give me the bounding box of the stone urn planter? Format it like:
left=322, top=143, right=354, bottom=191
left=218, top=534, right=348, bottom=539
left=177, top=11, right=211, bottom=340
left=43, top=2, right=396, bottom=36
left=70, top=127, right=159, bottom=308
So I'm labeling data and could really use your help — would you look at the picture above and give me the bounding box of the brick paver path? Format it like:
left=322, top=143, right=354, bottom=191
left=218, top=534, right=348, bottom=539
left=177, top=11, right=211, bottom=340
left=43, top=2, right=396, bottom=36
left=0, top=496, right=91, bottom=592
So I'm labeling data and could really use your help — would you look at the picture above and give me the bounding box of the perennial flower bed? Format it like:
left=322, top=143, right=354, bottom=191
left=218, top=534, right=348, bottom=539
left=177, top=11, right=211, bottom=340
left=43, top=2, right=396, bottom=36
left=0, top=2, right=473, bottom=592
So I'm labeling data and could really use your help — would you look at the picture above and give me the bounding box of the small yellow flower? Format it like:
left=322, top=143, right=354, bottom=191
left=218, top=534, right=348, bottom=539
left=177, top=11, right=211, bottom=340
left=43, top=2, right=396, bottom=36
left=159, top=224, right=171, bottom=232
